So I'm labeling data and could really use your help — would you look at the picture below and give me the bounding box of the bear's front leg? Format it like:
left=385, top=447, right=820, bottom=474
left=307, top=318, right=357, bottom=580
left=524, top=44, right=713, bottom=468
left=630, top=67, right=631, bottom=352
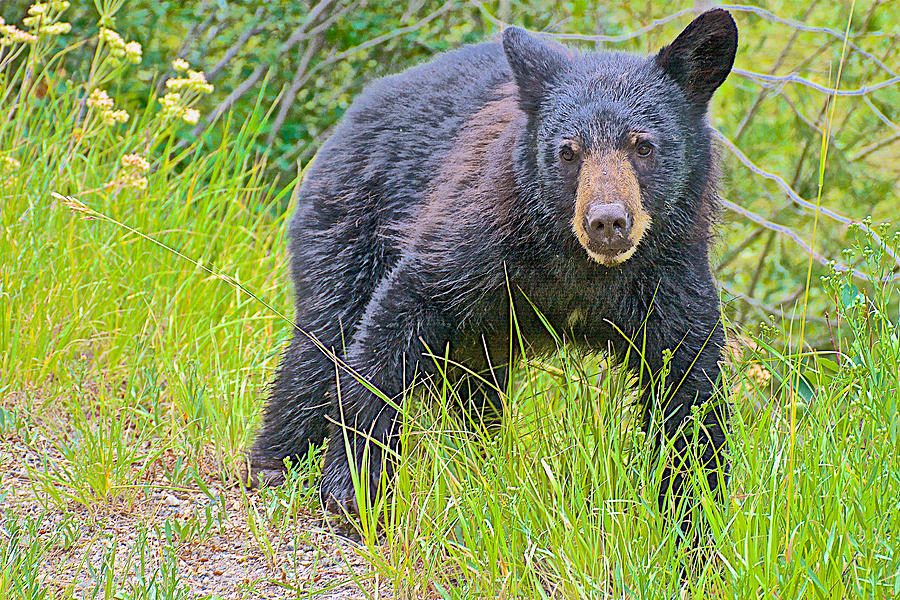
left=318, top=265, right=452, bottom=515
left=622, top=271, right=728, bottom=540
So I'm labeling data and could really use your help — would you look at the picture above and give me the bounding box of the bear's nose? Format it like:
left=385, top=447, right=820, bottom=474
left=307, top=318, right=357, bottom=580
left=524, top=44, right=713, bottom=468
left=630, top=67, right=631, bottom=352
left=584, top=203, right=633, bottom=251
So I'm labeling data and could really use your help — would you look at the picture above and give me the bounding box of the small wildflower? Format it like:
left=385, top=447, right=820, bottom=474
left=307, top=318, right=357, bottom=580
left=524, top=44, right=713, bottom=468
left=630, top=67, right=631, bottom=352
left=159, top=92, right=182, bottom=116
left=182, top=108, right=200, bottom=125
left=1, top=156, right=21, bottom=170
left=746, top=363, right=771, bottom=387
left=87, top=89, right=129, bottom=125
left=165, top=69, right=213, bottom=94
left=122, top=154, right=149, bottom=173
left=37, top=21, right=71, bottom=36
left=1, top=24, right=38, bottom=45
left=51, top=1, right=70, bottom=10
left=87, top=88, right=114, bottom=111
left=112, top=169, right=148, bottom=190
left=124, top=40, right=142, bottom=64
left=99, top=27, right=126, bottom=58
left=172, top=58, right=189, bottom=72
left=103, top=109, right=130, bottom=125
left=21, top=2, right=72, bottom=37
left=159, top=91, right=205, bottom=125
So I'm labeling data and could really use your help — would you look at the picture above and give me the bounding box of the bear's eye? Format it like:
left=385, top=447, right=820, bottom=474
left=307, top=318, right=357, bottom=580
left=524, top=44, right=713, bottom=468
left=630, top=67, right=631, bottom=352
left=635, top=141, right=654, bottom=157
left=560, top=146, right=575, bottom=162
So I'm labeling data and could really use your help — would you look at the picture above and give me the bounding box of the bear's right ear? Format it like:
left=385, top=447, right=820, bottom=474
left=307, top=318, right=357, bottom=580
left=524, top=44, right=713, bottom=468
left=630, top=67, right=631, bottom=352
left=655, top=9, right=738, bottom=108
left=503, top=27, right=571, bottom=113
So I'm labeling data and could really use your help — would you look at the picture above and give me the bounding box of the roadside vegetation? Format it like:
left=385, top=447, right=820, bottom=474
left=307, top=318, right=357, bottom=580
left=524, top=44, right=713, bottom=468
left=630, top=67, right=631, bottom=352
left=1, top=1, right=898, bottom=598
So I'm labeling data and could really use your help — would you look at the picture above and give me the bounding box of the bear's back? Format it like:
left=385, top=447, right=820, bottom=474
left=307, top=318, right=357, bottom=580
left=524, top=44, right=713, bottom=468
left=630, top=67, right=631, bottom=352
left=285, top=41, right=519, bottom=328
left=294, top=42, right=515, bottom=233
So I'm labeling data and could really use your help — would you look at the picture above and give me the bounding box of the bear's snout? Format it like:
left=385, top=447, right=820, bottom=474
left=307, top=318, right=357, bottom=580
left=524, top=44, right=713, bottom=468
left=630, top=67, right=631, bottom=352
left=583, top=203, right=633, bottom=253
left=572, top=151, right=651, bottom=266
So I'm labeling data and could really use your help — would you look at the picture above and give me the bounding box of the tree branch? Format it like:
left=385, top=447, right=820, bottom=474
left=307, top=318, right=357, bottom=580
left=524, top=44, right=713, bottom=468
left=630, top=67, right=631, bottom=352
left=714, top=128, right=900, bottom=274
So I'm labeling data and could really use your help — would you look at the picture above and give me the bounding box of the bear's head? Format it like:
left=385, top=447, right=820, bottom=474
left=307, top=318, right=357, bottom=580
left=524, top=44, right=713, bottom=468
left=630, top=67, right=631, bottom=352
left=503, top=9, right=737, bottom=266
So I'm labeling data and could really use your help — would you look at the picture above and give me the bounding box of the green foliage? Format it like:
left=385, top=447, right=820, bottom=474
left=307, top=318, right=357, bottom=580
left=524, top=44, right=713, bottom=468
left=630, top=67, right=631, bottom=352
left=4, top=0, right=896, bottom=331
left=1, top=1, right=899, bottom=598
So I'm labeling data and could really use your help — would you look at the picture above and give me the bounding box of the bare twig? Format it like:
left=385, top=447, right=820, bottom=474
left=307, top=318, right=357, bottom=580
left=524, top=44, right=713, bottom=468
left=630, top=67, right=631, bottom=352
left=714, top=128, right=900, bottom=273
left=308, top=0, right=457, bottom=70
left=733, top=0, right=821, bottom=142
left=733, top=68, right=900, bottom=97
left=720, top=282, right=827, bottom=325
left=470, top=1, right=697, bottom=42
left=264, top=0, right=362, bottom=147
left=195, top=0, right=456, bottom=137
left=721, top=199, right=899, bottom=284
left=852, top=131, right=900, bottom=161
left=265, top=35, right=325, bottom=147
left=719, top=3, right=899, bottom=78
left=190, top=0, right=340, bottom=136
left=469, top=0, right=900, bottom=87
left=788, top=100, right=830, bottom=190
left=206, top=8, right=266, bottom=81
left=174, top=0, right=215, bottom=60
left=199, top=64, right=268, bottom=132
left=863, top=96, right=900, bottom=132
left=739, top=230, right=777, bottom=323
left=714, top=201, right=783, bottom=273
left=279, top=0, right=339, bottom=52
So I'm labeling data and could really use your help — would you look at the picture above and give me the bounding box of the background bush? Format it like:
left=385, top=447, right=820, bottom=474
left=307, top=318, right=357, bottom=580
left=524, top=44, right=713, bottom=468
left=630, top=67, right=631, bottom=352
left=4, top=0, right=897, bottom=341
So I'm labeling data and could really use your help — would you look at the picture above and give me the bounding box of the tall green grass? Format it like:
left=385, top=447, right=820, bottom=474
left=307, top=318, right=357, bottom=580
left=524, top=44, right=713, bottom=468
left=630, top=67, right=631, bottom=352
left=2, top=3, right=899, bottom=599
left=1, top=3, right=292, bottom=481
left=346, top=243, right=900, bottom=598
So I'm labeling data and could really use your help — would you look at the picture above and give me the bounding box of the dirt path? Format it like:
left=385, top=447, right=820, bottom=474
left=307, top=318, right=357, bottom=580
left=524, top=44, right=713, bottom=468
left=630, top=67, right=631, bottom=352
left=2, top=423, right=390, bottom=599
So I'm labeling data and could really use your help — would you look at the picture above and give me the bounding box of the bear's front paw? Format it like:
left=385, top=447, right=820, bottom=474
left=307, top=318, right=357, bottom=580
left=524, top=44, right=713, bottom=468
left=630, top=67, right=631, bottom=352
left=319, top=476, right=358, bottom=516
left=319, top=448, right=385, bottom=517
left=244, top=454, right=287, bottom=489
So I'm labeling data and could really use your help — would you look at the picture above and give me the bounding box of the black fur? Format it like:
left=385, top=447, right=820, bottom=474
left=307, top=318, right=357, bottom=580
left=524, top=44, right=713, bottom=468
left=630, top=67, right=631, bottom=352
left=249, top=10, right=738, bottom=530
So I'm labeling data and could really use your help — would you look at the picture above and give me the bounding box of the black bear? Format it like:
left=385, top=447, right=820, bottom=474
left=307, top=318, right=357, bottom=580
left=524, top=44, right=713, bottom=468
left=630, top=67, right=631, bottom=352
left=249, top=9, right=738, bottom=525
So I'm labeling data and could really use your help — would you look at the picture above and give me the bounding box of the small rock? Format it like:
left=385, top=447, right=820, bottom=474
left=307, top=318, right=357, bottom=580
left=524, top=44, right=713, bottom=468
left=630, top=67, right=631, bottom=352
left=164, top=493, right=180, bottom=506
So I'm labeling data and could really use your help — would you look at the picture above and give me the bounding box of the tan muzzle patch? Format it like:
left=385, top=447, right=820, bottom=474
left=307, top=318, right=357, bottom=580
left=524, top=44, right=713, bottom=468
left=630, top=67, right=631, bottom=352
left=572, top=151, right=651, bottom=265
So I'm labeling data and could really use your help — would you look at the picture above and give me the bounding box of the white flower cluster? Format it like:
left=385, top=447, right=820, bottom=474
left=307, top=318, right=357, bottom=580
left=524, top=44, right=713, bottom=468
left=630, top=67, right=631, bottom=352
left=87, top=89, right=129, bottom=125
left=1, top=156, right=21, bottom=170
left=113, top=153, right=150, bottom=190
left=159, top=93, right=200, bottom=125
left=159, top=59, right=213, bottom=125
left=1, top=17, right=38, bottom=45
left=18, top=2, right=71, bottom=37
left=165, top=69, right=213, bottom=94
left=122, top=153, right=150, bottom=173
left=99, top=27, right=142, bottom=64
left=0, top=155, right=22, bottom=188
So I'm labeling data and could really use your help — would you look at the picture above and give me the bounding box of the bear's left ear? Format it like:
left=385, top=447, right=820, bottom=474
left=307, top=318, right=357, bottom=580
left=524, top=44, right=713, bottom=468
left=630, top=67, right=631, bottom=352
left=503, top=27, right=572, bottom=113
left=655, top=9, right=738, bottom=108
